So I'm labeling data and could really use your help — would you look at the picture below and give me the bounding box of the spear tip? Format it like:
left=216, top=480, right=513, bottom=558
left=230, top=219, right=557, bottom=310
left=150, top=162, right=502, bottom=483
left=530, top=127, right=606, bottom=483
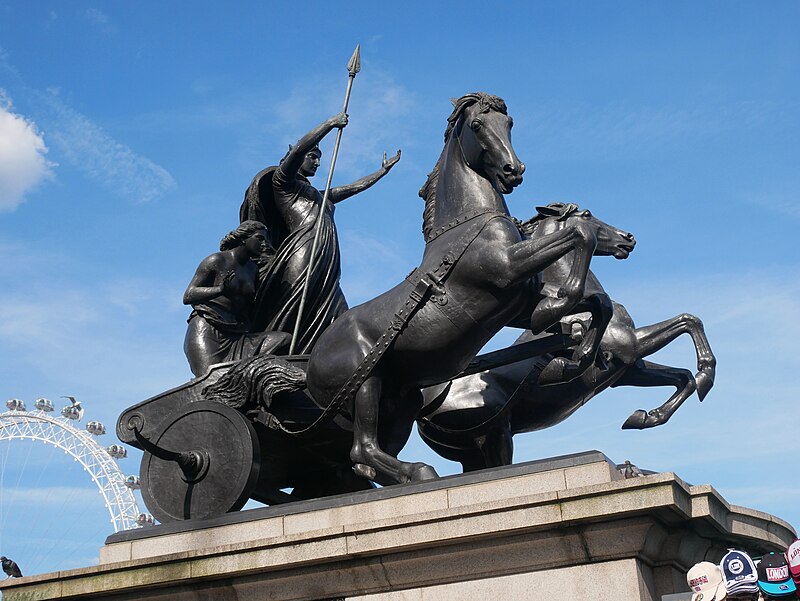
left=347, top=44, right=361, bottom=76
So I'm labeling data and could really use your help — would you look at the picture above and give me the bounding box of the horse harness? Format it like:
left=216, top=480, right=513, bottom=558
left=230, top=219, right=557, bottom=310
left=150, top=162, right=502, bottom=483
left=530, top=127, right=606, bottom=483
left=269, top=208, right=510, bottom=437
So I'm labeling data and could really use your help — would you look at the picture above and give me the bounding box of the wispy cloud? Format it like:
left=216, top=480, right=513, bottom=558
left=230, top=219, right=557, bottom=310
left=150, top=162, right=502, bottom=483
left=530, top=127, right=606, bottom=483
left=340, top=230, right=416, bottom=304
left=40, top=88, right=176, bottom=203
left=517, top=100, right=794, bottom=160
left=744, top=187, right=800, bottom=220
left=0, top=51, right=176, bottom=204
left=0, top=273, right=188, bottom=406
left=82, top=8, right=114, bottom=33
left=0, top=486, right=103, bottom=506
left=0, top=90, right=54, bottom=210
left=266, top=68, right=417, bottom=178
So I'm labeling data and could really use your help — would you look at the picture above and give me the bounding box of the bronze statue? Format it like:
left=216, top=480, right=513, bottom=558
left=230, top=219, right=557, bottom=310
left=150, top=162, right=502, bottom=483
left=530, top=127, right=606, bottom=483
left=240, top=112, right=401, bottom=353
left=117, top=57, right=718, bottom=521
left=183, top=221, right=290, bottom=376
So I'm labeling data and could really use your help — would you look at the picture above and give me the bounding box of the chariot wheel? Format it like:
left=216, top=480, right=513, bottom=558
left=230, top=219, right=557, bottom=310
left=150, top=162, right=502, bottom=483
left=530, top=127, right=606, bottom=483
left=140, top=401, right=260, bottom=523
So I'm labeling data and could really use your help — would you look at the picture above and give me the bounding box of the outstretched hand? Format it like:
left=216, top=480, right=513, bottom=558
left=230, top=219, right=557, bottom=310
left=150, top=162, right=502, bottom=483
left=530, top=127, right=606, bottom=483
left=382, top=149, right=401, bottom=171
left=330, top=112, right=349, bottom=129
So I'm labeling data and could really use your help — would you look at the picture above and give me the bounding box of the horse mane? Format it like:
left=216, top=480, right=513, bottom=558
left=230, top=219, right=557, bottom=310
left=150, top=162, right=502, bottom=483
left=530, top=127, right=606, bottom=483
left=419, top=92, right=508, bottom=242
left=519, top=202, right=580, bottom=237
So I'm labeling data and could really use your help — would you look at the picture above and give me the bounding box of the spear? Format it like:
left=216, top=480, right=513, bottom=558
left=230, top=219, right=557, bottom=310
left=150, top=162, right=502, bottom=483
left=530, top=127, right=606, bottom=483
left=289, top=44, right=361, bottom=354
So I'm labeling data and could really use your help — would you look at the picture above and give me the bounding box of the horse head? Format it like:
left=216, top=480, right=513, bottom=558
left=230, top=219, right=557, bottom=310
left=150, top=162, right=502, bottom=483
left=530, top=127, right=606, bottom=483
left=524, top=202, right=636, bottom=259
left=420, top=93, right=526, bottom=241
left=447, top=93, right=525, bottom=194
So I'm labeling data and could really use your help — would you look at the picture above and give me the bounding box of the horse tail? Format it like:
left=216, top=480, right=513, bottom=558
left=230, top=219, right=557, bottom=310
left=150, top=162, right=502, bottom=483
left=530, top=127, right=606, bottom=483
left=202, top=355, right=306, bottom=411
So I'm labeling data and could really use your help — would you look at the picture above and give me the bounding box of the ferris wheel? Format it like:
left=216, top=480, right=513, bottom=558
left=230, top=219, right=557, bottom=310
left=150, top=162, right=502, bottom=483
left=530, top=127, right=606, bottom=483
left=0, top=397, right=153, bottom=534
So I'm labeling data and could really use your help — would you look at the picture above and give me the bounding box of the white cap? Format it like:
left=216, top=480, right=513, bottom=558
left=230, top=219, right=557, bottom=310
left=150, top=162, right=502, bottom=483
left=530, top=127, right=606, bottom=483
left=687, top=561, right=727, bottom=601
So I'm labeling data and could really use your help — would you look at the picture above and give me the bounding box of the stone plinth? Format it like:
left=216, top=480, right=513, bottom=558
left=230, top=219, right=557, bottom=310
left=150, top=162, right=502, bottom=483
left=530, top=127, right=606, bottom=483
left=1, top=451, right=794, bottom=601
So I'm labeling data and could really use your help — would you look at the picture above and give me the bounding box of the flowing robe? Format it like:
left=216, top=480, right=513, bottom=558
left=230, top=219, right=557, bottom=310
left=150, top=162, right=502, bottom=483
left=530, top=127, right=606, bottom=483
left=240, top=166, right=348, bottom=353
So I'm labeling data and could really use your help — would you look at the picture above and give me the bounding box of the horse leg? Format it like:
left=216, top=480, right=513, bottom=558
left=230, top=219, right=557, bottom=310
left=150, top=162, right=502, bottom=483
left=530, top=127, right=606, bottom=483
left=529, top=229, right=598, bottom=333
left=538, top=292, right=614, bottom=385
left=618, top=360, right=697, bottom=429
left=475, top=414, right=514, bottom=468
left=350, top=374, right=437, bottom=484
left=619, top=313, right=716, bottom=400
left=379, top=387, right=426, bottom=457
left=500, top=221, right=598, bottom=332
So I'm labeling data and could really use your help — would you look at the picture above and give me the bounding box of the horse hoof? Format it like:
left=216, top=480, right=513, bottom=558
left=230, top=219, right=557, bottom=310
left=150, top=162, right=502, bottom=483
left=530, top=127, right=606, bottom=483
left=538, top=358, right=585, bottom=386
left=531, top=297, right=570, bottom=333
left=410, top=463, right=439, bottom=482
left=353, top=463, right=377, bottom=480
left=537, top=358, right=567, bottom=385
left=695, top=370, right=714, bottom=401
left=621, top=409, right=648, bottom=430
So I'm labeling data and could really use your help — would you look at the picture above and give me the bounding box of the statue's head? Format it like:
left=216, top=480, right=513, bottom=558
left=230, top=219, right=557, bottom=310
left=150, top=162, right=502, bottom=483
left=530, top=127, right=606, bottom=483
left=279, top=144, right=322, bottom=178
left=299, top=146, right=322, bottom=177
left=220, top=220, right=271, bottom=258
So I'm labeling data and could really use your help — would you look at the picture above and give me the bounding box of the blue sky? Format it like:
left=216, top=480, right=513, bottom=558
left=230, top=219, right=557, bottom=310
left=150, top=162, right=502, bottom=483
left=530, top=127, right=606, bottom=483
left=0, top=1, right=798, bottom=575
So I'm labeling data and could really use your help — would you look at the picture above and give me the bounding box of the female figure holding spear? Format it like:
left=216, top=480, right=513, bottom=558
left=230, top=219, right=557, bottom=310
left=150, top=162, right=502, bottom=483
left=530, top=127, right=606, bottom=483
left=241, top=49, right=401, bottom=353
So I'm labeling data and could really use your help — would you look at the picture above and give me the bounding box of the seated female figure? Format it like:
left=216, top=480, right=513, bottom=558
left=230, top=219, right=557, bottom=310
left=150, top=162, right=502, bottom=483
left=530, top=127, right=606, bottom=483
left=183, top=221, right=290, bottom=377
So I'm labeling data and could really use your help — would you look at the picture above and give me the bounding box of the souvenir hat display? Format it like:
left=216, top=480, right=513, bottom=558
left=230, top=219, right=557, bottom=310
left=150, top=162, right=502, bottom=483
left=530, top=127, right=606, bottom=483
left=756, top=552, right=797, bottom=598
left=720, top=549, right=759, bottom=597
left=786, top=539, right=800, bottom=588
left=688, top=561, right=728, bottom=601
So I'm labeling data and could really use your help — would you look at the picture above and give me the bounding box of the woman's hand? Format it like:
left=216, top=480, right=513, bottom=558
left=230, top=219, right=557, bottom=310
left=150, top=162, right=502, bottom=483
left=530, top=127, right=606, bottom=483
left=382, top=149, right=401, bottom=171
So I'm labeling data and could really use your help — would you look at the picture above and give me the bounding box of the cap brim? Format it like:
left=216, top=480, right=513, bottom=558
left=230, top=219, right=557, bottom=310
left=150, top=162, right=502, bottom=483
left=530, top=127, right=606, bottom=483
left=758, top=579, right=797, bottom=596
left=691, top=582, right=727, bottom=601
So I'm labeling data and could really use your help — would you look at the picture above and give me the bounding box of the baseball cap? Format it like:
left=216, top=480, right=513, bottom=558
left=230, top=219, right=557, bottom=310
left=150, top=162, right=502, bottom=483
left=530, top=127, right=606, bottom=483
left=688, top=561, right=727, bottom=601
left=720, top=549, right=758, bottom=596
left=757, top=552, right=797, bottom=597
left=786, top=539, right=800, bottom=584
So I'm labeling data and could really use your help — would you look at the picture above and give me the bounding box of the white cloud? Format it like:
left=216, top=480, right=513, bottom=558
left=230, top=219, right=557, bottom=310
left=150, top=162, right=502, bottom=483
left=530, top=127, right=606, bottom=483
left=0, top=52, right=176, bottom=204
left=0, top=91, right=54, bottom=210
left=41, top=88, right=177, bottom=203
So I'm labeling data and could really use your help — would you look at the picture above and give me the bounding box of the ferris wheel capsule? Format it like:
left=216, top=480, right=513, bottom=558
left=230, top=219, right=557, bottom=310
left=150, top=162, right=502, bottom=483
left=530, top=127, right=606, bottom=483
left=125, top=475, right=141, bottom=490
left=6, top=399, right=26, bottom=411
left=135, top=513, right=155, bottom=527
left=34, top=398, right=54, bottom=412
left=86, top=421, right=106, bottom=435
left=106, top=444, right=127, bottom=459
left=61, top=405, right=82, bottom=420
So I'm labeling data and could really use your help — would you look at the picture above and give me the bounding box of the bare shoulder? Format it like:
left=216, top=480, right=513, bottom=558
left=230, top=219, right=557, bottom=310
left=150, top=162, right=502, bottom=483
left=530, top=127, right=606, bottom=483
left=197, top=251, right=228, bottom=272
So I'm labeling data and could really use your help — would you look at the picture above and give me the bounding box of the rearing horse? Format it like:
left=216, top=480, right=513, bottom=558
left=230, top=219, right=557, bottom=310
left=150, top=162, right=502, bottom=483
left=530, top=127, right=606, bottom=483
left=306, top=93, right=611, bottom=485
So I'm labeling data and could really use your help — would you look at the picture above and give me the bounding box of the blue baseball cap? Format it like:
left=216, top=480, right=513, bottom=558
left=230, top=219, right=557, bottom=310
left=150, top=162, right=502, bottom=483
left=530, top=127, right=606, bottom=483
left=757, top=552, right=797, bottom=597
left=720, top=549, right=758, bottom=595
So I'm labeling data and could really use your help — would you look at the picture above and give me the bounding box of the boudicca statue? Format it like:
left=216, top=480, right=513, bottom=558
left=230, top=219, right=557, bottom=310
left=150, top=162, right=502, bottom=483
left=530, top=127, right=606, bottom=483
left=240, top=111, right=400, bottom=353
left=117, top=47, right=715, bottom=524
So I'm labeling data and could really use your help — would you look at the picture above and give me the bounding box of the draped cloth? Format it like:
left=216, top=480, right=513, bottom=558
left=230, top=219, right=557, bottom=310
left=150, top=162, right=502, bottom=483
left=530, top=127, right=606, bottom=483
left=184, top=300, right=289, bottom=377
left=240, top=166, right=348, bottom=354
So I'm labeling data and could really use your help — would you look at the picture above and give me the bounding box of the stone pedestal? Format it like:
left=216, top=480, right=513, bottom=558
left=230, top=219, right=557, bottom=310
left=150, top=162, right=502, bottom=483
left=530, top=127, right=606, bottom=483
left=1, top=451, right=795, bottom=601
